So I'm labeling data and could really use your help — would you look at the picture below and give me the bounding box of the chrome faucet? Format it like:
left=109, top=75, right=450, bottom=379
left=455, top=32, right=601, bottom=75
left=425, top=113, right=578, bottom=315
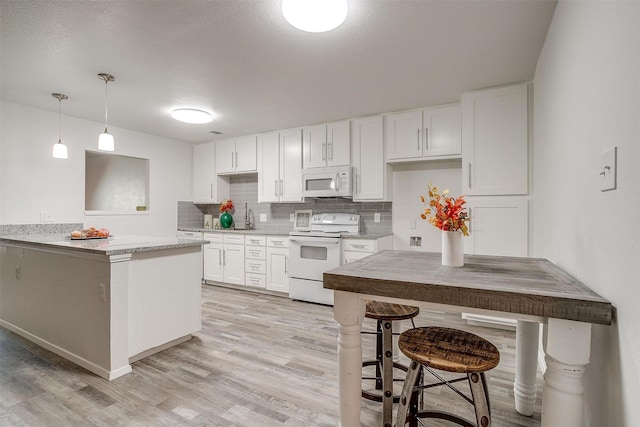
left=244, top=202, right=252, bottom=229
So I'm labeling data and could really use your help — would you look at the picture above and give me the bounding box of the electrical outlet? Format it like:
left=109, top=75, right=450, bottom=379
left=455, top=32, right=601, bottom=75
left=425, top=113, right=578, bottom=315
left=99, top=283, right=106, bottom=302
left=40, top=210, right=53, bottom=222
left=290, top=213, right=295, bottom=222
left=260, top=213, right=267, bottom=222
left=600, top=146, right=617, bottom=192
left=410, top=236, right=422, bottom=247
left=374, top=212, right=380, bottom=223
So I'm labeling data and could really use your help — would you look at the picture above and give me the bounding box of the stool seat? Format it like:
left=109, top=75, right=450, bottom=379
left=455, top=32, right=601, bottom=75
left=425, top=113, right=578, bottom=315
left=398, top=326, right=500, bottom=373
left=365, top=300, right=420, bottom=321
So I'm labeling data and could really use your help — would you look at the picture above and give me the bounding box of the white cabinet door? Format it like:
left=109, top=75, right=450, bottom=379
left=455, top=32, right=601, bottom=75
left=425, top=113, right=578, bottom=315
left=235, top=135, right=257, bottom=172
left=462, top=83, right=528, bottom=195
left=279, top=128, right=303, bottom=202
left=223, top=244, right=245, bottom=285
left=352, top=116, right=388, bottom=201
left=203, top=242, right=223, bottom=282
left=215, top=138, right=236, bottom=174
left=385, top=105, right=460, bottom=161
left=343, top=251, right=370, bottom=265
left=266, top=247, right=289, bottom=293
left=257, top=132, right=281, bottom=203
left=423, top=104, right=461, bottom=157
left=327, top=120, right=350, bottom=166
left=386, top=110, right=423, bottom=160
left=303, top=123, right=327, bottom=169
left=192, top=143, right=216, bottom=203
left=463, top=197, right=528, bottom=257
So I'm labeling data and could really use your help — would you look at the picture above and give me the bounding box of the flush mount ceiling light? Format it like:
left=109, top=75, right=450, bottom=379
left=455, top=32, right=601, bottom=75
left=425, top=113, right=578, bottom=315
left=97, top=73, right=115, bottom=152
left=51, top=93, right=69, bottom=159
left=171, top=108, right=214, bottom=124
left=282, top=0, right=348, bottom=33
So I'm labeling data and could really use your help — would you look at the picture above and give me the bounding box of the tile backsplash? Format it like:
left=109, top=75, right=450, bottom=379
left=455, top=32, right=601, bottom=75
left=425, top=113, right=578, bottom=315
left=177, top=174, right=392, bottom=234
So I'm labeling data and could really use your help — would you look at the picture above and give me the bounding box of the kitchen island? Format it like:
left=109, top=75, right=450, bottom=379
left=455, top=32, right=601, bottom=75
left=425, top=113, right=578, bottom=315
left=324, top=250, right=612, bottom=427
left=0, top=233, right=205, bottom=380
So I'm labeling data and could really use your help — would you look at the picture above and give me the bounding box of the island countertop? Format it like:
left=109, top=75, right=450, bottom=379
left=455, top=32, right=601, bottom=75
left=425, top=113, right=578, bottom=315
left=324, top=250, right=613, bottom=325
left=0, top=233, right=206, bottom=256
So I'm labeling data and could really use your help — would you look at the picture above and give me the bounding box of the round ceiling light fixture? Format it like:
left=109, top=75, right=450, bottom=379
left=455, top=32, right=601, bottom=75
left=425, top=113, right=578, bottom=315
left=171, top=108, right=214, bottom=124
left=282, top=0, right=348, bottom=33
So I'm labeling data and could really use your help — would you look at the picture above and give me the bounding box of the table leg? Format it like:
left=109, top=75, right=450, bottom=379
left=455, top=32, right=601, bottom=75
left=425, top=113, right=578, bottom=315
left=334, top=291, right=365, bottom=427
left=514, top=320, right=540, bottom=416
left=541, top=318, right=591, bottom=427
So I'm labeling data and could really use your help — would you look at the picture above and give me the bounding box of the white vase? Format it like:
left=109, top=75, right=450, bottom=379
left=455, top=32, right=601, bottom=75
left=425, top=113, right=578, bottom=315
left=441, top=230, right=464, bottom=267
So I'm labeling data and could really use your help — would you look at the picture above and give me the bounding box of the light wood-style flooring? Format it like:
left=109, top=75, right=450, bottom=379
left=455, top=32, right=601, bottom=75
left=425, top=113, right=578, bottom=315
left=0, top=285, right=542, bottom=426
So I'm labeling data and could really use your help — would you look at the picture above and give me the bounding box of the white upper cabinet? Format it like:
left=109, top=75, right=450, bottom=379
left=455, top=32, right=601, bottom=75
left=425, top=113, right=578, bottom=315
left=215, top=135, right=257, bottom=174
left=303, top=120, right=350, bottom=169
left=257, top=129, right=303, bottom=203
left=192, top=142, right=229, bottom=204
left=351, top=116, right=391, bottom=201
left=462, top=83, right=529, bottom=195
left=385, top=104, right=461, bottom=162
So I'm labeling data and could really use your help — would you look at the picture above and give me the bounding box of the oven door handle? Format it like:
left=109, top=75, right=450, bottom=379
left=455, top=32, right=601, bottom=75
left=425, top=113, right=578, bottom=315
left=289, top=238, right=340, bottom=245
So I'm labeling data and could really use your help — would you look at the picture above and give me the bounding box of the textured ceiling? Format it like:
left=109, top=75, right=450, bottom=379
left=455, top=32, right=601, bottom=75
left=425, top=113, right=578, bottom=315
left=0, top=0, right=557, bottom=144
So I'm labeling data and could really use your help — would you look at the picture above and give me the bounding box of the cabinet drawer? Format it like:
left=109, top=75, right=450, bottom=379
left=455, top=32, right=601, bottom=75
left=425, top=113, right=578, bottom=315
left=245, top=260, right=266, bottom=274
left=176, top=231, right=203, bottom=240
left=342, top=239, right=375, bottom=252
left=267, top=236, right=289, bottom=248
left=223, top=234, right=245, bottom=244
left=204, top=233, right=223, bottom=244
left=245, top=235, right=267, bottom=246
left=246, top=246, right=266, bottom=260
left=245, top=273, right=266, bottom=288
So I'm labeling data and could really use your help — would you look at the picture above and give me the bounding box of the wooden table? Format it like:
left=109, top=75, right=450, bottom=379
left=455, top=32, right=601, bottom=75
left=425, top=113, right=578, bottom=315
left=324, top=250, right=612, bottom=427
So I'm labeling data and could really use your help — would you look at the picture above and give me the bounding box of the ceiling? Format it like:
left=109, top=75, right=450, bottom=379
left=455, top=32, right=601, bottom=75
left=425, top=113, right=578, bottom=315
left=0, top=0, right=557, bottom=144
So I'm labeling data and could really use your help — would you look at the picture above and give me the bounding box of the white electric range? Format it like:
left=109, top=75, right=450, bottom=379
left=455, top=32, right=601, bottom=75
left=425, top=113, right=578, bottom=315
left=288, top=213, right=360, bottom=305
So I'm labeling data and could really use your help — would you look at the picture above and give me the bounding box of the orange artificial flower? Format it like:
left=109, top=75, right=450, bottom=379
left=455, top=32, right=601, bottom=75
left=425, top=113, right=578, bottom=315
left=220, top=199, right=234, bottom=213
left=420, top=184, right=469, bottom=236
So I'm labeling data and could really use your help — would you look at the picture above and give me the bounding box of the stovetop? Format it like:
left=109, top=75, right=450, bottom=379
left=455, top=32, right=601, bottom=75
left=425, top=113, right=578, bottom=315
left=289, top=212, right=360, bottom=238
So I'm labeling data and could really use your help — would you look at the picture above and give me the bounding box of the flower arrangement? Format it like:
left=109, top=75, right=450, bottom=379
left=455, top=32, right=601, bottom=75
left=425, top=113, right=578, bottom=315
left=219, top=199, right=234, bottom=213
left=420, top=184, right=469, bottom=236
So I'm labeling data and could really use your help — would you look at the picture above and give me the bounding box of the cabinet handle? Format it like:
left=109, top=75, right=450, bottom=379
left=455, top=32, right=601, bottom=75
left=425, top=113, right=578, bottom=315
left=222, top=249, right=226, bottom=266
left=424, top=128, right=429, bottom=151
left=329, top=129, right=334, bottom=161
left=468, top=208, right=473, bottom=233
left=275, top=180, right=278, bottom=197
left=235, top=151, right=238, bottom=168
left=210, top=183, right=214, bottom=199
left=468, top=162, right=472, bottom=188
left=322, top=142, right=327, bottom=161
left=231, top=152, right=234, bottom=168
left=417, top=128, right=421, bottom=151
left=280, top=179, right=283, bottom=197
left=284, top=257, right=288, bottom=274
left=218, top=249, right=222, bottom=266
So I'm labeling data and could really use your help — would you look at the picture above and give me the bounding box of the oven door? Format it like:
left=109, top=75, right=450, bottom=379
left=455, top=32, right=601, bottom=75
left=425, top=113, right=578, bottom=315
left=288, top=237, right=341, bottom=281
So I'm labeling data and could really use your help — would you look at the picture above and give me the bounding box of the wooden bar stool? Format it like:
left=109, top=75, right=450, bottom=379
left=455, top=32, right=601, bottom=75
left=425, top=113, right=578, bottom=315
left=394, top=326, right=500, bottom=427
left=361, top=300, right=420, bottom=427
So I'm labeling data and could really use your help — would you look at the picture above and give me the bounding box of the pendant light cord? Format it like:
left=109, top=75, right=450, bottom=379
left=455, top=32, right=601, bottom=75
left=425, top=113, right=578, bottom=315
left=58, top=97, right=62, bottom=142
left=104, top=78, right=109, bottom=130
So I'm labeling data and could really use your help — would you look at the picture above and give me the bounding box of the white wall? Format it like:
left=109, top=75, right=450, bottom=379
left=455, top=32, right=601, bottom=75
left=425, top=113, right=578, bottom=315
left=532, top=2, right=640, bottom=425
left=392, top=160, right=462, bottom=251
left=0, top=101, right=192, bottom=237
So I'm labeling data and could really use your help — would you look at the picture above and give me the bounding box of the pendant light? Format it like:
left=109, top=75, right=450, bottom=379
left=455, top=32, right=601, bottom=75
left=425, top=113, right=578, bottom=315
left=282, top=0, right=348, bottom=33
left=97, top=73, right=115, bottom=151
left=51, top=93, right=69, bottom=159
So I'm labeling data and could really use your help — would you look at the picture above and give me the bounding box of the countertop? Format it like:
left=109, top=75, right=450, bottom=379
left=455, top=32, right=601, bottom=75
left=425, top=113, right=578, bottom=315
left=0, top=233, right=206, bottom=256
left=324, top=250, right=613, bottom=325
left=178, top=228, right=392, bottom=239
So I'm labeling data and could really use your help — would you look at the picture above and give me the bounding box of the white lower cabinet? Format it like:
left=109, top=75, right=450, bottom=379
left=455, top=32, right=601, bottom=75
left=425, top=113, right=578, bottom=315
left=266, top=236, right=289, bottom=293
left=245, top=235, right=267, bottom=289
left=203, top=233, right=245, bottom=285
left=342, top=236, right=392, bottom=265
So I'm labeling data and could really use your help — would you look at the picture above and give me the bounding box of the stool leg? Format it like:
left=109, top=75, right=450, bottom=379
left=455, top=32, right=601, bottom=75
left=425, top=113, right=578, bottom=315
left=382, top=320, right=394, bottom=427
left=375, top=320, right=383, bottom=390
left=394, top=361, right=421, bottom=427
left=468, top=372, right=491, bottom=427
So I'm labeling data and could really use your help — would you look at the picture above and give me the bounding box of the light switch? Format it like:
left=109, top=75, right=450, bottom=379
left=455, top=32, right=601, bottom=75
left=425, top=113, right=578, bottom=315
left=290, top=213, right=295, bottom=222
left=260, top=213, right=267, bottom=222
left=600, top=146, right=617, bottom=192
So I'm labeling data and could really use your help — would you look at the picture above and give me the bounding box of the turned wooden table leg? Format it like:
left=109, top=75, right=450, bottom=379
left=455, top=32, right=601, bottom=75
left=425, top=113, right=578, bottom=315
left=334, top=291, right=365, bottom=427
left=514, top=320, right=540, bottom=416
left=542, top=318, right=592, bottom=427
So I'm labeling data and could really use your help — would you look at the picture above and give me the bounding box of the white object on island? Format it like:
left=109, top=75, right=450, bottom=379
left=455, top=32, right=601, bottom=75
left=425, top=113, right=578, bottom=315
left=441, top=230, right=464, bottom=266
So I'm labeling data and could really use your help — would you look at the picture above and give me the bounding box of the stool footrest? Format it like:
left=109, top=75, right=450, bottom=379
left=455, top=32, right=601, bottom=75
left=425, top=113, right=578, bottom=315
left=408, top=410, right=476, bottom=427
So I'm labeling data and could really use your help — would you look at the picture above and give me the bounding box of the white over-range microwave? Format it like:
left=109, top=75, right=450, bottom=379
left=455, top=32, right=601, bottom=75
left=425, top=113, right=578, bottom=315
left=301, top=165, right=353, bottom=198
